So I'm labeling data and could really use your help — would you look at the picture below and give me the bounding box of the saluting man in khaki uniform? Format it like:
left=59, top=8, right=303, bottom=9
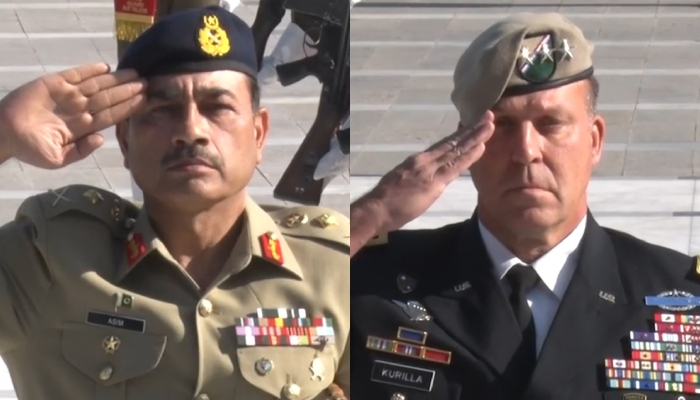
left=0, top=5, right=349, bottom=400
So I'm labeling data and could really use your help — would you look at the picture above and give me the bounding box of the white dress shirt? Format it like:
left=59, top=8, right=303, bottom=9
left=478, top=215, right=587, bottom=357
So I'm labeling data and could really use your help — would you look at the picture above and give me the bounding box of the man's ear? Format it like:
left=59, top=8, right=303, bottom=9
left=115, top=120, right=130, bottom=169
left=591, top=114, right=606, bottom=166
left=254, top=107, right=270, bottom=165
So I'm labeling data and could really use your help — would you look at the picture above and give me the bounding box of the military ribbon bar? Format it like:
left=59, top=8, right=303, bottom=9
left=631, top=350, right=700, bottom=363
left=607, top=378, right=700, bottom=394
left=655, top=322, right=700, bottom=334
left=655, top=313, right=700, bottom=325
left=366, top=335, right=452, bottom=365
left=630, top=331, right=700, bottom=344
left=606, top=368, right=700, bottom=383
left=234, top=309, right=335, bottom=347
left=605, top=359, right=700, bottom=373
left=631, top=340, right=700, bottom=354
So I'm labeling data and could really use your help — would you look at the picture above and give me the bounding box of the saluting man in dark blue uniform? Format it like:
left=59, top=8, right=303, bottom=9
left=350, top=12, right=700, bottom=400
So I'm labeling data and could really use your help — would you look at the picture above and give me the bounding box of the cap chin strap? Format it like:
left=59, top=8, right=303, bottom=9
left=131, top=176, right=144, bottom=202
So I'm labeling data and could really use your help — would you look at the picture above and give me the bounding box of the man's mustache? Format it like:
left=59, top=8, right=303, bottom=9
left=161, top=145, right=224, bottom=170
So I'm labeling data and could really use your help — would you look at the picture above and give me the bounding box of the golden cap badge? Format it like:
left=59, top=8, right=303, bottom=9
left=198, top=15, right=231, bottom=57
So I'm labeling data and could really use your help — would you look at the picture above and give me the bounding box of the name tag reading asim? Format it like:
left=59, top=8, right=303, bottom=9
left=87, top=311, right=146, bottom=333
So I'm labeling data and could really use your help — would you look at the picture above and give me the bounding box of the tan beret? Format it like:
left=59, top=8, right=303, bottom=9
left=450, top=12, right=594, bottom=125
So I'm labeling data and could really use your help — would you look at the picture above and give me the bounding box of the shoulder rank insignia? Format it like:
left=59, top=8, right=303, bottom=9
left=83, top=189, right=104, bottom=204
left=50, top=187, right=72, bottom=207
left=259, top=232, right=284, bottom=264
left=269, top=206, right=349, bottom=248
left=21, top=185, right=137, bottom=237
left=284, top=212, right=308, bottom=228
left=313, top=213, right=338, bottom=229
left=198, top=14, right=230, bottom=57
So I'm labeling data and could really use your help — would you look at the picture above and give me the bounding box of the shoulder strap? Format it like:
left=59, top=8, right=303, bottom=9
left=263, top=205, right=349, bottom=248
left=16, top=185, right=139, bottom=238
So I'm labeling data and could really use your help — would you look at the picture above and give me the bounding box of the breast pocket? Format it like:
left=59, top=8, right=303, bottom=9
left=236, top=346, right=337, bottom=400
left=60, top=322, right=167, bottom=400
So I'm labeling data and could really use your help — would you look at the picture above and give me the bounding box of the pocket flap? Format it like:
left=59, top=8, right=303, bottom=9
left=237, top=346, right=337, bottom=399
left=61, top=322, right=167, bottom=386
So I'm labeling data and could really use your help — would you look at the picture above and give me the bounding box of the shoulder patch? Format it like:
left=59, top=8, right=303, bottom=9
left=16, top=184, right=140, bottom=237
left=265, top=205, right=349, bottom=248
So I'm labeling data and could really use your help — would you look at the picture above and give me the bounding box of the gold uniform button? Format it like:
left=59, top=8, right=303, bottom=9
left=391, top=394, right=406, bottom=400
left=195, top=394, right=210, bottom=400
left=99, top=366, right=113, bottom=381
left=283, top=383, right=301, bottom=399
left=198, top=300, right=213, bottom=317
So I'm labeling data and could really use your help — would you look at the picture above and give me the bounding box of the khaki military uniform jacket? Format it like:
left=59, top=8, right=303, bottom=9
left=0, top=185, right=349, bottom=400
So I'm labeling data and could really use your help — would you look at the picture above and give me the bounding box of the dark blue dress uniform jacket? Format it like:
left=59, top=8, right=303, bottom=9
left=350, top=211, right=700, bottom=400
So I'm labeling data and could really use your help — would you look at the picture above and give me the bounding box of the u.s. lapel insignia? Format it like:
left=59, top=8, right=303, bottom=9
left=259, top=232, right=284, bottom=264
left=645, top=289, right=700, bottom=311
left=125, top=233, right=146, bottom=267
left=598, top=291, right=615, bottom=304
left=392, top=300, right=432, bottom=322
left=454, top=281, right=471, bottom=292
left=198, top=15, right=230, bottom=57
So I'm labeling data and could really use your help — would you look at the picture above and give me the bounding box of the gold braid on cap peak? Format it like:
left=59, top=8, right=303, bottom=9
left=450, top=12, right=594, bottom=126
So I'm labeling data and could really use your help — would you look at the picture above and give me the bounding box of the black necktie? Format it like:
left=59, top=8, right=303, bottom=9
left=504, top=264, right=540, bottom=392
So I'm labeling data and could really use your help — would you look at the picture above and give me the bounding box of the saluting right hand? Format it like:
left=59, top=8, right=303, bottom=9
left=0, top=63, right=146, bottom=169
left=364, top=111, right=495, bottom=233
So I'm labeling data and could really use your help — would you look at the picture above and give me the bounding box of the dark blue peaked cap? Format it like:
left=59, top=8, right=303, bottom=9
left=117, top=5, right=258, bottom=79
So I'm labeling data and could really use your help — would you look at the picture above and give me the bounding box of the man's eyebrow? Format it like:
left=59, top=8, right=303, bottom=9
left=145, top=86, right=237, bottom=102
left=193, top=86, right=237, bottom=100
left=146, top=86, right=182, bottom=102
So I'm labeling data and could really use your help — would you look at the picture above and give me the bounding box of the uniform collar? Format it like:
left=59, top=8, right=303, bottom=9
left=115, top=195, right=303, bottom=282
left=479, top=214, right=587, bottom=300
